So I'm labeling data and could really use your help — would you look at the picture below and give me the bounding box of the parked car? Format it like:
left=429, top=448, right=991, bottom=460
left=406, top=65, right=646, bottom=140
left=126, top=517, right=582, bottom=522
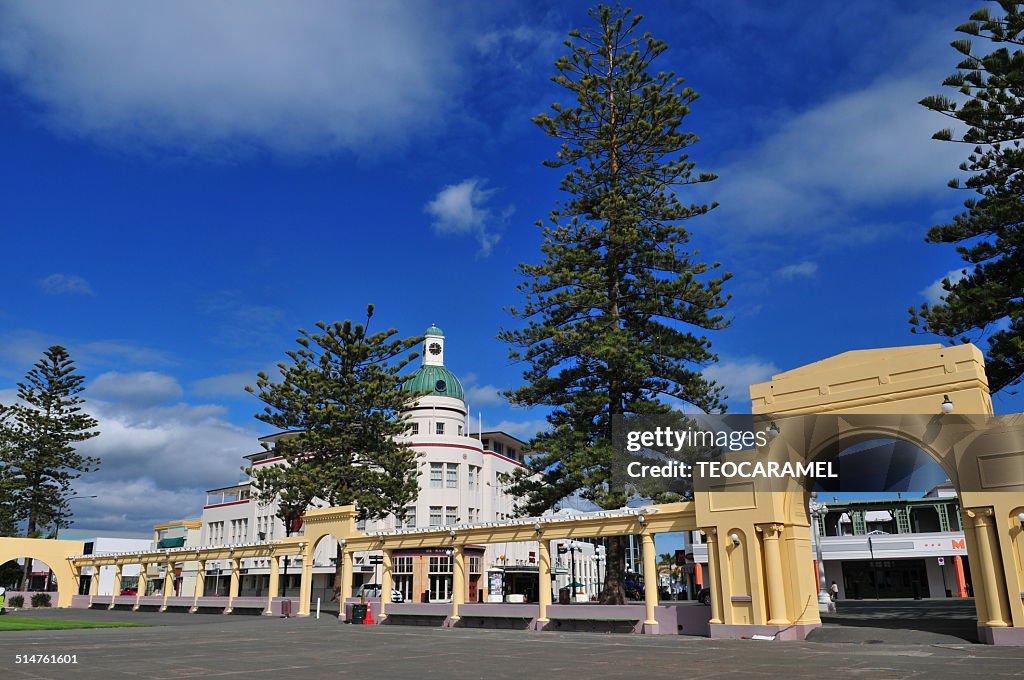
left=697, top=587, right=711, bottom=605
left=354, top=583, right=404, bottom=603
left=119, top=587, right=138, bottom=596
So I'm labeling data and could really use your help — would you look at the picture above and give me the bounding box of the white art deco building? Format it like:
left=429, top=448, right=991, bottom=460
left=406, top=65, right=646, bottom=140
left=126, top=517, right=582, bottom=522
left=193, top=326, right=557, bottom=605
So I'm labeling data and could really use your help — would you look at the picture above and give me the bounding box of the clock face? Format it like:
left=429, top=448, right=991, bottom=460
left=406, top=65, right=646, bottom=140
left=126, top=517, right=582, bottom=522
left=428, top=342, right=442, bottom=356
left=435, top=379, right=447, bottom=392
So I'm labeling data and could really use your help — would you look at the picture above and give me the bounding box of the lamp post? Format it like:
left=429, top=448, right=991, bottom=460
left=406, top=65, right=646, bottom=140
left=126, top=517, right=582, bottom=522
left=808, top=495, right=835, bottom=613
left=594, top=552, right=604, bottom=601
left=49, top=495, right=97, bottom=592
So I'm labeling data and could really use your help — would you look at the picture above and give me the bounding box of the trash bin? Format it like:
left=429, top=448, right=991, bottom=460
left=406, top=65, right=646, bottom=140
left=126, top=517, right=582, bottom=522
left=351, top=603, right=367, bottom=624
left=558, top=587, right=570, bottom=605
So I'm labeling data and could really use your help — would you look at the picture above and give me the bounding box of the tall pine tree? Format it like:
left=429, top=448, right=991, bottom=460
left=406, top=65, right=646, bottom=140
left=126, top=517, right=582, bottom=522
left=245, top=306, right=422, bottom=601
left=911, top=2, right=1024, bottom=393
left=0, top=345, right=100, bottom=589
left=501, top=5, right=730, bottom=603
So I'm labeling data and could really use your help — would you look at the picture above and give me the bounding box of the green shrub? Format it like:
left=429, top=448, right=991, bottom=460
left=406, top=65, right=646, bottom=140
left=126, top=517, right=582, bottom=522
left=8, top=595, right=24, bottom=608
left=30, top=592, right=52, bottom=608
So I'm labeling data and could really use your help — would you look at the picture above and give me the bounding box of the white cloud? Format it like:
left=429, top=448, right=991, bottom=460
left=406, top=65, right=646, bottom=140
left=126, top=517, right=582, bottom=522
left=89, top=371, right=183, bottom=406
left=66, top=398, right=259, bottom=531
left=78, top=340, right=176, bottom=367
left=37, top=273, right=94, bottom=295
left=920, top=267, right=969, bottom=305
left=703, top=357, right=779, bottom=408
left=776, top=261, right=819, bottom=280
left=192, top=370, right=259, bottom=399
left=466, top=384, right=505, bottom=407
left=425, top=178, right=512, bottom=256
left=711, top=74, right=965, bottom=239
left=2, top=379, right=260, bottom=533
left=0, top=0, right=461, bottom=157
left=460, top=372, right=506, bottom=407
left=0, top=330, right=175, bottom=381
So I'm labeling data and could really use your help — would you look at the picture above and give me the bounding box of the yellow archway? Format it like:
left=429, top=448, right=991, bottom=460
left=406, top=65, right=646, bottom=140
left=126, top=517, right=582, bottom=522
left=0, top=537, right=85, bottom=608
left=693, top=343, right=1024, bottom=645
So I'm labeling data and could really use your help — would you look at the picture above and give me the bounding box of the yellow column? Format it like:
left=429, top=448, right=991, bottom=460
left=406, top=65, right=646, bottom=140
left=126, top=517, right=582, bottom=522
left=88, top=564, right=100, bottom=605
left=451, top=545, right=466, bottom=622
left=109, top=564, right=123, bottom=609
left=761, top=524, right=789, bottom=626
left=297, top=547, right=312, bottom=617
left=340, top=549, right=353, bottom=602
left=265, top=556, right=279, bottom=616
left=704, top=529, right=723, bottom=625
left=537, top=540, right=551, bottom=623
left=192, top=560, right=206, bottom=613
left=226, top=556, right=240, bottom=613
left=641, top=532, right=659, bottom=627
left=161, top=561, right=175, bottom=611
left=380, top=549, right=393, bottom=620
left=970, top=509, right=1008, bottom=627
left=135, top=564, right=147, bottom=610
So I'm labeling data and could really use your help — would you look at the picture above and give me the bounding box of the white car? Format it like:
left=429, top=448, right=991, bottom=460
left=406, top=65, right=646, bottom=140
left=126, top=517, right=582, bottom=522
left=354, top=583, right=404, bottom=603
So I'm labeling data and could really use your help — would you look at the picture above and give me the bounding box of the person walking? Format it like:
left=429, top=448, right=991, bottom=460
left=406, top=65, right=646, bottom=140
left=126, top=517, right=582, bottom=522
left=829, top=581, right=839, bottom=602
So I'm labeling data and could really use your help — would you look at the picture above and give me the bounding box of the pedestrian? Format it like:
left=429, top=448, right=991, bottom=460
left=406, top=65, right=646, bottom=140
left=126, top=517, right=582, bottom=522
left=829, top=581, right=839, bottom=602
left=0, top=587, right=6, bottom=615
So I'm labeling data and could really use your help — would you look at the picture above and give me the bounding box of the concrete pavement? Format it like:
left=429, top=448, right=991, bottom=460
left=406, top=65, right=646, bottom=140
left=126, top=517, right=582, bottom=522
left=0, top=607, right=1022, bottom=679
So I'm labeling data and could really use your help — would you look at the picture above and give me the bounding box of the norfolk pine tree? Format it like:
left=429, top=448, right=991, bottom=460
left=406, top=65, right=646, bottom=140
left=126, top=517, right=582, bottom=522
left=501, top=5, right=730, bottom=604
left=245, top=306, right=422, bottom=602
left=911, top=2, right=1024, bottom=393
left=0, top=346, right=100, bottom=590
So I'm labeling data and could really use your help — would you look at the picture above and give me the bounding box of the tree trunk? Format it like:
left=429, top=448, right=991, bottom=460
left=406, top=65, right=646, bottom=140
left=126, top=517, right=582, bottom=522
left=600, top=536, right=627, bottom=604
left=21, top=514, right=35, bottom=592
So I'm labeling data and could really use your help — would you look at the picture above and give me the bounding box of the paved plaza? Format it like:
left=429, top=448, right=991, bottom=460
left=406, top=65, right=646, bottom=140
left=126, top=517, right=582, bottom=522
left=0, top=606, right=1022, bottom=679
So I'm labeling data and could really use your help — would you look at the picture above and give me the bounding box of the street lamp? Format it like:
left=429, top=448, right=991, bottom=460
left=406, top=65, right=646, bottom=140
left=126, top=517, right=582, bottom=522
left=49, top=495, right=97, bottom=591
left=808, top=494, right=836, bottom=613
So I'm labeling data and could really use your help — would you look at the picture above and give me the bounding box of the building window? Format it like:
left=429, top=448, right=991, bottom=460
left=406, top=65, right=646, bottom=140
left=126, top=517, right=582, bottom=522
left=429, top=506, right=442, bottom=526
left=458, top=425, right=463, bottom=435
left=429, top=555, right=453, bottom=602
left=356, top=518, right=366, bottom=531
left=468, top=466, right=476, bottom=491
left=436, top=422, right=445, bottom=435
left=430, top=463, right=443, bottom=488
left=410, top=422, right=419, bottom=435
left=445, top=506, right=458, bottom=525
left=401, top=507, right=416, bottom=528
left=492, top=441, right=504, bottom=455
left=445, top=463, right=458, bottom=488
left=394, top=556, right=414, bottom=601
left=469, top=556, right=481, bottom=574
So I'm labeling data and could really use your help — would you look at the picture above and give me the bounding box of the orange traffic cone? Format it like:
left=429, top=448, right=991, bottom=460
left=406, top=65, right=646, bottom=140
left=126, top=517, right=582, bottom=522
left=362, top=604, right=375, bottom=625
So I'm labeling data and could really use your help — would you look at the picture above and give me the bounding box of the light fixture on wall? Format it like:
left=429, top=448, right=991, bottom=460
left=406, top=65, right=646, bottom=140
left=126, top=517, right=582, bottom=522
left=767, top=421, right=780, bottom=438
left=637, top=514, right=647, bottom=525
left=534, top=522, right=543, bottom=534
left=941, top=395, right=954, bottom=413
left=1018, top=512, right=1024, bottom=528
left=449, top=529, right=457, bottom=540
left=730, top=533, right=740, bottom=546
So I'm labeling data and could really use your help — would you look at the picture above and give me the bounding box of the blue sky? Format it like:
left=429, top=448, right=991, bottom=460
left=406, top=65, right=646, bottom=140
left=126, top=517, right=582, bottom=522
left=0, top=0, right=1018, bottom=537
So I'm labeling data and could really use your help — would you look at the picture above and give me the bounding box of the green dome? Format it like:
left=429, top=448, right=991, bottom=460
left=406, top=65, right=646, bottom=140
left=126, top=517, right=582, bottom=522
left=403, top=365, right=464, bottom=400
left=424, top=325, right=444, bottom=337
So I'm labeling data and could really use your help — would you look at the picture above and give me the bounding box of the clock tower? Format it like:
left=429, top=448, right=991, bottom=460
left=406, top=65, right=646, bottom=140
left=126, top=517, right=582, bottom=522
left=423, top=324, right=445, bottom=367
